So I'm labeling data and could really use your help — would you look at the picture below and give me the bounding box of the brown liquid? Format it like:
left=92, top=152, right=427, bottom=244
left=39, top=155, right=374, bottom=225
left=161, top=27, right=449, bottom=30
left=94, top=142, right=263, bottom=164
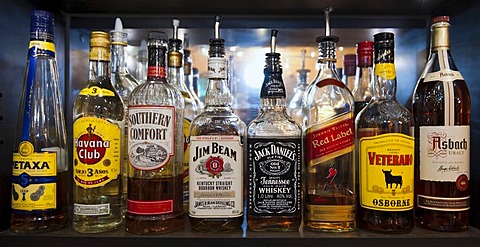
left=10, top=170, right=69, bottom=233
left=413, top=79, right=470, bottom=232
left=304, top=193, right=355, bottom=232
left=126, top=175, right=185, bottom=234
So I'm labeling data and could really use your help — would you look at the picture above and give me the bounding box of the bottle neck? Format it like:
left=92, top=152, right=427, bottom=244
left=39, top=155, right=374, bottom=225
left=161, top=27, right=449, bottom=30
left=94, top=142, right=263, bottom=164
left=111, top=44, right=128, bottom=74
left=353, top=66, right=373, bottom=101
left=168, top=43, right=187, bottom=89
left=205, top=39, right=232, bottom=109
left=316, top=40, right=342, bottom=81
left=147, top=46, right=167, bottom=80
left=372, top=46, right=396, bottom=100
left=431, top=22, right=450, bottom=52
left=260, top=54, right=286, bottom=109
left=88, top=45, right=111, bottom=82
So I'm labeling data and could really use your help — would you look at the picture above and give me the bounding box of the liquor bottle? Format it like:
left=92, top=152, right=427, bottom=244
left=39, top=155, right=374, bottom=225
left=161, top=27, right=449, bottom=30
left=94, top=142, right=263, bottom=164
left=342, top=54, right=356, bottom=91
left=192, top=68, right=200, bottom=96
left=184, top=33, right=205, bottom=110
left=188, top=16, right=246, bottom=232
left=412, top=16, right=470, bottom=232
left=167, top=19, right=200, bottom=211
left=11, top=10, right=68, bottom=233
left=287, top=50, right=310, bottom=125
left=136, top=39, right=148, bottom=84
left=352, top=41, right=373, bottom=117
left=356, top=32, right=414, bottom=233
left=110, top=17, right=139, bottom=215
left=73, top=31, right=124, bottom=233
left=247, top=30, right=302, bottom=231
left=126, top=31, right=185, bottom=235
left=302, top=8, right=356, bottom=232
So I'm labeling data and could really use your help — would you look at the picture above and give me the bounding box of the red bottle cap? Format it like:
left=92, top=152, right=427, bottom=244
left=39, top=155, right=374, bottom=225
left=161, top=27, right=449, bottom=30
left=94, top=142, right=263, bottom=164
left=356, top=41, right=374, bottom=67
left=343, top=54, right=356, bottom=76
left=432, top=16, right=450, bottom=24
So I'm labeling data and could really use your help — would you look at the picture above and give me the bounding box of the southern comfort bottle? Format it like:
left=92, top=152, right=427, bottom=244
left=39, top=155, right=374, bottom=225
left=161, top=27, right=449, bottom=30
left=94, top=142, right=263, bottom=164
left=11, top=10, right=68, bottom=233
left=412, top=16, right=470, bottom=232
left=247, top=30, right=302, bottom=231
left=188, top=16, right=246, bottom=232
left=356, top=32, right=414, bottom=233
left=126, top=31, right=185, bottom=234
left=302, top=8, right=356, bottom=232
left=73, top=31, right=124, bottom=233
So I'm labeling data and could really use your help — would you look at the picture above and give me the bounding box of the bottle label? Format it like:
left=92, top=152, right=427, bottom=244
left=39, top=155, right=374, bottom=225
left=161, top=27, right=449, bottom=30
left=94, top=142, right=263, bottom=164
left=73, top=117, right=122, bottom=189
left=74, top=203, right=110, bottom=216
left=304, top=205, right=355, bottom=222
left=183, top=118, right=191, bottom=203
left=79, top=86, right=115, bottom=97
left=423, top=69, right=464, bottom=83
left=207, top=57, right=227, bottom=79
left=127, top=199, right=173, bottom=215
left=419, top=126, right=469, bottom=183
left=29, top=40, right=55, bottom=57
left=260, top=78, right=286, bottom=98
left=359, top=133, right=414, bottom=211
left=128, top=106, right=176, bottom=170
left=304, top=113, right=355, bottom=166
left=417, top=195, right=469, bottom=211
left=189, top=136, right=243, bottom=218
left=374, top=63, right=396, bottom=80
left=12, top=141, right=57, bottom=211
left=147, top=66, right=167, bottom=78
left=247, top=138, right=301, bottom=215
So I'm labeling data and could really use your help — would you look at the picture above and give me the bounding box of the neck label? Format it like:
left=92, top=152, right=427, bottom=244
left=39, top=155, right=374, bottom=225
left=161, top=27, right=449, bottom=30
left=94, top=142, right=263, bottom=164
left=207, top=58, right=227, bottom=79
left=374, top=63, right=396, bottom=80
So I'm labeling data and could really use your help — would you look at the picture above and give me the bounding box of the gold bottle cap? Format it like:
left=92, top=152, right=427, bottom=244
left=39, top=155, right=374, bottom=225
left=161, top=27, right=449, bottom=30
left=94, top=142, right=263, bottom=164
left=431, top=16, right=450, bottom=51
left=89, top=31, right=111, bottom=61
left=168, top=51, right=183, bottom=67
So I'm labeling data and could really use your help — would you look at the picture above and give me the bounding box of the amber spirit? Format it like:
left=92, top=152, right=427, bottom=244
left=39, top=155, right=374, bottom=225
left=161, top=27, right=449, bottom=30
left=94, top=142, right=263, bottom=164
left=356, top=32, right=414, bottom=233
left=412, top=16, right=470, bottom=232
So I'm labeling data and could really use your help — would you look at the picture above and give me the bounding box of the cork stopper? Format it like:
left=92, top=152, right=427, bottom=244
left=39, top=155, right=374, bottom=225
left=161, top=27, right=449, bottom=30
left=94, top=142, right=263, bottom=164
left=432, top=16, right=450, bottom=24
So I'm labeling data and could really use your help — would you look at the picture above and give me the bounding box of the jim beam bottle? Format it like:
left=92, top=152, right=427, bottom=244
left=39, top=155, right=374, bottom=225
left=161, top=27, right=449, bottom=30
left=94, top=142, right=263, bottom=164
left=125, top=31, right=185, bottom=234
left=356, top=32, right=414, bottom=233
left=412, top=16, right=470, bottom=232
left=247, top=30, right=302, bottom=231
left=302, top=8, right=356, bottom=232
left=188, top=16, right=246, bottom=232
left=11, top=10, right=68, bottom=233
left=73, top=31, right=124, bottom=233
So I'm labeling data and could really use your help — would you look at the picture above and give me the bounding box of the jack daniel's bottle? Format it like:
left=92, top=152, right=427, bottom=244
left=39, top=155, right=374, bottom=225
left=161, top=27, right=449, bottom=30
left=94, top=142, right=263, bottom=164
left=356, top=32, right=414, bottom=233
left=188, top=16, right=246, bottom=232
left=126, top=31, right=185, bottom=234
left=302, top=8, right=356, bottom=232
left=247, top=30, right=302, bottom=231
left=11, top=10, right=68, bottom=233
left=412, top=16, right=470, bottom=232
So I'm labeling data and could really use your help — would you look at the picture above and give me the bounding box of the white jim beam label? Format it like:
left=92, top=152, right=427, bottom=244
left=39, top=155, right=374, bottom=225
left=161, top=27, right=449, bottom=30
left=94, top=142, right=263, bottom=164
left=189, top=136, right=243, bottom=218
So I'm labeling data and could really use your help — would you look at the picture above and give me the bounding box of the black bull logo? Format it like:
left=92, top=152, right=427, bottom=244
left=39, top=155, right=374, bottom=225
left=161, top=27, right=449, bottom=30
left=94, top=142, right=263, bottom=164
left=382, top=169, right=403, bottom=189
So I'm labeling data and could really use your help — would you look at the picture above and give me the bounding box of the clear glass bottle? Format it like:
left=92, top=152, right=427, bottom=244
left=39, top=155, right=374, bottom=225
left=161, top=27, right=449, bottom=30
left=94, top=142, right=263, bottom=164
left=412, top=16, right=470, bottom=232
left=352, top=41, right=373, bottom=117
left=188, top=16, right=246, bottom=232
left=302, top=8, right=356, bottom=232
left=184, top=33, right=205, bottom=110
left=356, top=32, right=414, bottom=233
left=167, top=19, right=199, bottom=211
left=73, top=31, right=124, bottom=233
left=136, top=39, right=148, bottom=84
left=11, top=10, right=68, bottom=233
left=110, top=17, right=139, bottom=216
left=342, top=54, right=356, bottom=91
left=287, top=50, right=310, bottom=125
left=126, top=31, right=185, bottom=235
left=247, top=30, right=302, bottom=231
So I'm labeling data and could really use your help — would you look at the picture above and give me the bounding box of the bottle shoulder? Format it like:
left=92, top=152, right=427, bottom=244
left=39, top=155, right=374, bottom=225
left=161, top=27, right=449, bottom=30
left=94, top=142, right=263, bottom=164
left=190, top=109, right=246, bottom=136
left=129, top=80, right=185, bottom=108
left=356, top=99, right=413, bottom=129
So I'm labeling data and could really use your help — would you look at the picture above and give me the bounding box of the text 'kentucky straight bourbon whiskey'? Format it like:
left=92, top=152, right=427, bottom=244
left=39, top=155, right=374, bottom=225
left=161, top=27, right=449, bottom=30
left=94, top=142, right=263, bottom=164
left=412, top=16, right=470, bottom=232
left=73, top=31, right=124, bottom=233
left=247, top=30, right=302, bottom=231
left=302, top=8, right=356, bottom=232
left=126, top=31, right=185, bottom=235
left=356, top=32, right=414, bottom=233
left=188, top=16, right=246, bottom=232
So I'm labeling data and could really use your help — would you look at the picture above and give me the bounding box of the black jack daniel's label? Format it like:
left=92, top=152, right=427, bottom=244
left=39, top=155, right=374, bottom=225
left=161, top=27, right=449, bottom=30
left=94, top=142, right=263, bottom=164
left=248, top=138, right=301, bottom=215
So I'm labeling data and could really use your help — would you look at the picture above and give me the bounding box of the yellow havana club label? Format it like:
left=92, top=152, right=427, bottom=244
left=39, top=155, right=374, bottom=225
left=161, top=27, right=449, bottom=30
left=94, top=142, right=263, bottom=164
left=73, top=117, right=122, bottom=189
left=12, top=141, right=57, bottom=211
left=359, top=133, right=414, bottom=211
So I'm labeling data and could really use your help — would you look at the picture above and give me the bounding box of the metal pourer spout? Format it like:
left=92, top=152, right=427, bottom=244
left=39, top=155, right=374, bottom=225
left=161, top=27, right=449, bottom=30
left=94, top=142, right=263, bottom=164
left=270, top=29, right=278, bottom=53
left=173, top=19, right=179, bottom=39
left=301, top=50, right=306, bottom=69
left=324, top=7, right=333, bottom=37
left=214, top=15, right=222, bottom=39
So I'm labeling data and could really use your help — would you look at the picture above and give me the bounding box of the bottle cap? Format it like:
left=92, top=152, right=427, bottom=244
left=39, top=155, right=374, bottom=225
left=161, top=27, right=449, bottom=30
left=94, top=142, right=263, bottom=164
left=147, top=31, right=168, bottom=47
left=90, top=31, right=111, bottom=48
left=374, top=32, right=394, bottom=49
left=343, top=54, right=356, bottom=76
left=432, top=16, right=450, bottom=24
left=110, top=18, right=128, bottom=45
left=30, top=10, right=54, bottom=41
left=356, top=41, right=374, bottom=66
left=138, top=39, right=148, bottom=61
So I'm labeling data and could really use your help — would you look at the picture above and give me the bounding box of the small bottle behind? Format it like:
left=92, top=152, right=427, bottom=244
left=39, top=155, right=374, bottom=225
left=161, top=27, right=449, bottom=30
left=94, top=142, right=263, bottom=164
left=126, top=31, right=185, bottom=235
left=11, top=10, right=68, bottom=233
left=188, top=16, right=246, bottom=232
left=184, top=33, right=205, bottom=110
left=412, top=16, right=470, bottom=232
left=302, top=8, right=356, bottom=232
left=136, top=39, right=148, bottom=84
left=73, top=31, right=124, bottom=233
left=247, top=30, right=302, bottom=231
left=287, top=50, right=310, bottom=125
left=356, top=32, right=414, bottom=233
left=342, top=54, right=356, bottom=91
left=352, top=41, right=373, bottom=118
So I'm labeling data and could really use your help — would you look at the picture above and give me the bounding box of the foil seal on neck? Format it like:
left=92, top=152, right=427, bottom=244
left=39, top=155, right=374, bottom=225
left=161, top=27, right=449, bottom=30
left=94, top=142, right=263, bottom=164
left=261, top=53, right=286, bottom=98
left=30, top=10, right=54, bottom=42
